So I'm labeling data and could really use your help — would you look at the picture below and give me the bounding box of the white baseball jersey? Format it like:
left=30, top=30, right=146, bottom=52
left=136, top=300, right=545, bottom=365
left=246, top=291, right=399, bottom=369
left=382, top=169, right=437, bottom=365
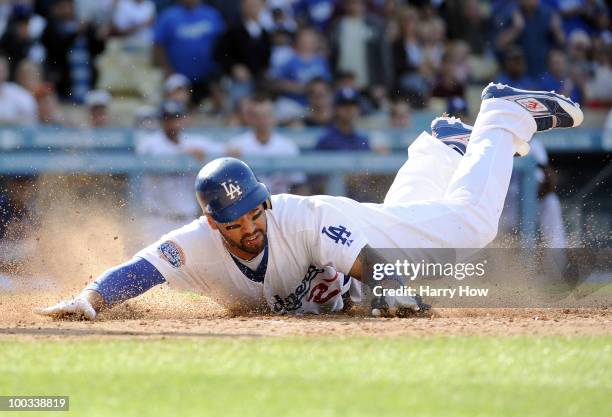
left=136, top=193, right=367, bottom=314
left=136, top=135, right=459, bottom=313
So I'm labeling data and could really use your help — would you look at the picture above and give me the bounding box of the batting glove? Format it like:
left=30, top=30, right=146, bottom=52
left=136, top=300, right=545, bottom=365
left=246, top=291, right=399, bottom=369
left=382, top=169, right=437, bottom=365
left=34, top=296, right=97, bottom=320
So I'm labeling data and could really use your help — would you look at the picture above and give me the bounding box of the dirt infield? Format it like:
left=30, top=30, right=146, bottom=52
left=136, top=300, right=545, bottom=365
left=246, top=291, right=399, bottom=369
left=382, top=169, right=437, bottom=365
left=1, top=288, right=610, bottom=340
left=1, top=191, right=610, bottom=341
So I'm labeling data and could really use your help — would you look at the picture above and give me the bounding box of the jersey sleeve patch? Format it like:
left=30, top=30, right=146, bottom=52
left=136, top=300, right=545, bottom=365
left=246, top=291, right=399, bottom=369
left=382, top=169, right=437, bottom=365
left=157, top=240, right=186, bottom=268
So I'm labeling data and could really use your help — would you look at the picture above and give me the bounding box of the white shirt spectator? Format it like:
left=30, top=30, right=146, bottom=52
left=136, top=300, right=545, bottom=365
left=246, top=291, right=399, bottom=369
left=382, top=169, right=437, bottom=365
left=76, top=0, right=115, bottom=25
left=337, top=18, right=372, bottom=89
left=586, top=61, right=612, bottom=103
left=136, top=130, right=225, bottom=221
left=228, top=130, right=305, bottom=193
left=113, top=0, right=156, bottom=45
left=0, top=82, right=37, bottom=125
left=603, top=109, right=612, bottom=149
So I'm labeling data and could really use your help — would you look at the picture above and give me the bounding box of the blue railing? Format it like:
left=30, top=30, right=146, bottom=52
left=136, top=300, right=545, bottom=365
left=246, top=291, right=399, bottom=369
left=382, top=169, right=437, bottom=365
left=0, top=126, right=607, bottom=152
left=0, top=126, right=607, bottom=246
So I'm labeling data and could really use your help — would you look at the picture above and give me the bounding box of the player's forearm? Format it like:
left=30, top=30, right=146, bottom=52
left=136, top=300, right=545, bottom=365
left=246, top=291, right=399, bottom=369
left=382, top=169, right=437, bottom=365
left=79, top=289, right=106, bottom=313
left=84, top=258, right=166, bottom=310
left=349, top=245, right=405, bottom=288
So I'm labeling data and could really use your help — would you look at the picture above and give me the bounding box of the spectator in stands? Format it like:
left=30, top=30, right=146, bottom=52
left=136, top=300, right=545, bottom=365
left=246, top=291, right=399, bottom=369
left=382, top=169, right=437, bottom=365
left=216, top=0, right=272, bottom=105
left=315, top=88, right=370, bottom=151
left=15, top=60, right=43, bottom=95
left=392, top=7, right=429, bottom=108
left=495, top=0, right=565, bottom=78
left=446, top=96, right=470, bottom=122
left=262, top=1, right=298, bottom=33
left=136, top=100, right=225, bottom=240
left=163, top=73, right=191, bottom=107
left=133, top=105, right=159, bottom=132
left=203, top=0, right=241, bottom=26
left=500, top=139, right=567, bottom=249
left=270, top=26, right=331, bottom=107
left=316, top=87, right=380, bottom=201
left=389, top=99, right=411, bottom=129
left=370, top=97, right=411, bottom=153
left=41, top=0, right=107, bottom=102
left=269, top=28, right=294, bottom=71
left=111, top=0, right=156, bottom=47
left=226, top=95, right=254, bottom=127
left=334, top=70, right=376, bottom=114
left=604, top=108, right=612, bottom=148
left=419, top=15, right=446, bottom=78
left=532, top=139, right=567, bottom=248
left=0, top=191, right=11, bottom=241
left=494, top=47, right=537, bottom=90
left=0, top=3, right=12, bottom=39
left=538, top=49, right=585, bottom=103
left=444, top=0, right=491, bottom=56
left=0, top=176, right=35, bottom=244
left=228, top=95, right=304, bottom=193
left=448, top=41, right=471, bottom=86
left=34, top=83, right=65, bottom=126
left=153, top=0, right=226, bottom=106
left=75, top=0, right=115, bottom=26
left=586, top=41, right=612, bottom=105
left=84, top=89, right=111, bottom=128
left=303, top=77, right=333, bottom=127
left=567, top=29, right=592, bottom=68
left=330, top=0, right=391, bottom=98
left=0, top=55, right=37, bottom=125
left=552, top=0, right=608, bottom=37
left=431, top=50, right=466, bottom=99
left=294, top=0, right=337, bottom=31
left=0, top=4, right=45, bottom=78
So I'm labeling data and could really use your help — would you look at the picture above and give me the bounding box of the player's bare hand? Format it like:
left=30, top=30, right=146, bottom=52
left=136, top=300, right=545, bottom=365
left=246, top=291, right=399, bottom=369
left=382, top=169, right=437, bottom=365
left=34, top=297, right=97, bottom=320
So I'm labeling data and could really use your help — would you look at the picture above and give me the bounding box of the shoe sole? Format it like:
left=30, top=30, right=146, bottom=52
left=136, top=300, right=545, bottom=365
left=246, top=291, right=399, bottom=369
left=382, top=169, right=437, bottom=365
left=482, top=82, right=584, bottom=128
left=431, top=116, right=473, bottom=140
left=431, top=116, right=473, bottom=131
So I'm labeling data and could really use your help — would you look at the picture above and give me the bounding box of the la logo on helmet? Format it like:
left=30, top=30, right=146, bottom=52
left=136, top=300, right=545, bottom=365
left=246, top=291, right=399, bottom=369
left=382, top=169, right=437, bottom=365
left=221, top=181, right=242, bottom=199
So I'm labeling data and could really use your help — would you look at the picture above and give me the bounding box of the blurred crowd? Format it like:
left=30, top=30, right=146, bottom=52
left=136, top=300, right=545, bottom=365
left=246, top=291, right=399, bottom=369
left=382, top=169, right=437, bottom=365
left=0, top=0, right=607, bottom=128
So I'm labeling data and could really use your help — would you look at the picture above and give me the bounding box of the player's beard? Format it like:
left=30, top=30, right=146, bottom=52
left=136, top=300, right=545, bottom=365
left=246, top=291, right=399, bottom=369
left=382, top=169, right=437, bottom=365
left=221, top=229, right=267, bottom=257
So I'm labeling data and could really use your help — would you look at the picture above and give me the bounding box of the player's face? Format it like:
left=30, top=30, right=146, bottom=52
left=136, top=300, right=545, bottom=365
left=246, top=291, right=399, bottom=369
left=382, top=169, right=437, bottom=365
left=214, top=206, right=267, bottom=257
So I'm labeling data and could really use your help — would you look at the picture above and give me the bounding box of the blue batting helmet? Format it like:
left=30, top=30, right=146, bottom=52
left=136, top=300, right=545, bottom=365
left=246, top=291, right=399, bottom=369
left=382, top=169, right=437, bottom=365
left=195, top=157, right=271, bottom=223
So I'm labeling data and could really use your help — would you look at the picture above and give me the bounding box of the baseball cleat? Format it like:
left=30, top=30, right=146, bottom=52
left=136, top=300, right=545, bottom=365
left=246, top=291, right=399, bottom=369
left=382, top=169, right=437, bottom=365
left=431, top=116, right=471, bottom=155
left=481, top=83, right=584, bottom=131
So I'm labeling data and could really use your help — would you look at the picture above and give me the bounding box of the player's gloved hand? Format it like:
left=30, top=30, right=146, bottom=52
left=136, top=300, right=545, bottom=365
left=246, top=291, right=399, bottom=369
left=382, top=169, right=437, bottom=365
left=371, top=294, right=430, bottom=317
left=371, top=284, right=430, bottom=317
left=34, top=293, right=98, bottom=320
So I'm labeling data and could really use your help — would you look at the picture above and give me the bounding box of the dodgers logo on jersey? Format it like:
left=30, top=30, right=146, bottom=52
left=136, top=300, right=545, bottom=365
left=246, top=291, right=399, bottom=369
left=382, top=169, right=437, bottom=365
left=158, top=241, right=186, bottom=268
left=321, top=225, right=354, bottom=247
left=272, top=265, right=325, bottom=313
left=221, top=180, right=242, bottom=200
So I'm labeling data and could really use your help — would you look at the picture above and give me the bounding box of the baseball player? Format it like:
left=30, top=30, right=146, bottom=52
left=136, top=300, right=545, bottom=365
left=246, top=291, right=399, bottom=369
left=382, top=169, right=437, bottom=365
left=36, top=84, right=583, bottom=319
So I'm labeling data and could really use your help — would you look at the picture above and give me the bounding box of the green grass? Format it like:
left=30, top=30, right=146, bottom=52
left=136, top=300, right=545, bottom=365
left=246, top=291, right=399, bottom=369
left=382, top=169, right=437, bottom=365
left=1, top=336, right=611, bottom=417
